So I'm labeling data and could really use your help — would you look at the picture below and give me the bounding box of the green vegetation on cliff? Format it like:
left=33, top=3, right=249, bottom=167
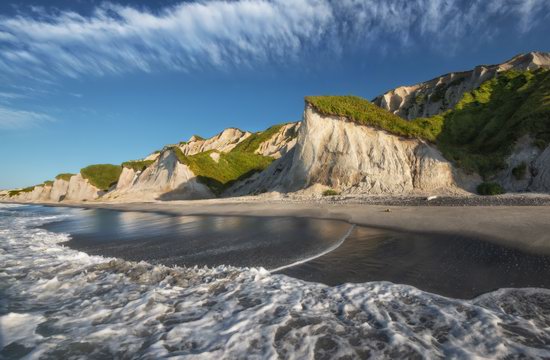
left=80, top=164, right=122, bottom=191
left=232, top=124, right=289, bottom=153
left=42, top=180, right=54, bottom=186
left=121, top=160, right=155, bottom=172
left=434, top=69, right=550, bottom=177
left=55, top=173, right=75, bottom=181
left=305, top=95, right=442, bottom=141
left=9, top=186, right=35, bottom=197
left=308, top=69, right=550, bottom=178
left=171, top=147, right=273, bottom=195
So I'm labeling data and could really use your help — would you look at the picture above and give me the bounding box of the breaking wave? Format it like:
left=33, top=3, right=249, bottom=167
left=1, top=204, right=550, bottom=359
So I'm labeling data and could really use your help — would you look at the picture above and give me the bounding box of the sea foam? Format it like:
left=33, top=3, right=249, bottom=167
left=1, top=204, right=549, bottom=359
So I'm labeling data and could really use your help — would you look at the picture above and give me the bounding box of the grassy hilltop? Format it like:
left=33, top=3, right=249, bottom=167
left=307, top=69, right=550, bottom=178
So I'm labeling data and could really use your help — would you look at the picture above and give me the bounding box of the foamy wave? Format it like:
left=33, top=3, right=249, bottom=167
left=1, top=204, right=549, bottom=359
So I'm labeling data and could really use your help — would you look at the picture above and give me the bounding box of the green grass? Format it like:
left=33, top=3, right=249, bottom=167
left=307, top=69, right=550, bottom=179
left=121, top=160, right=155, bottom=172
left=55, top=173, right=75, bottom=181
left=305, top=95, right=442, bottom=141
left=43, top=180, right=54, bottom=186
left=171, top=147, right=273, bottom=195
left=434, top=69, right=550, bottom=177
left=477, top=182, right=505, bottom=195
left=80, top=164, right=122, bottom=191
left=232, top=123, right=293, bottom=153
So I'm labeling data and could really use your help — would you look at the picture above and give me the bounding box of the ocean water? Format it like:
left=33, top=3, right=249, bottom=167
left=1, top=204, right=550, bottom=359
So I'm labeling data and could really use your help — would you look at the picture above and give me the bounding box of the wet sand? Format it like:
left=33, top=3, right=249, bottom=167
left=38, top=196, right=550, bottom=256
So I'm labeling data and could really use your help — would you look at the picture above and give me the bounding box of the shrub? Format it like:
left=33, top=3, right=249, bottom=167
left=477, top=182, right=505, bottom=195
left=322, top=189, right=340, bottom=196
left=121, top=160, right=155, bottom=172
left=512, top=162, right=527, bottom=180
left=80, top=164, right=122, bottom=191
left=55, top=173, right=75, bottom=181
left=534, top=139, right=548, bottom=150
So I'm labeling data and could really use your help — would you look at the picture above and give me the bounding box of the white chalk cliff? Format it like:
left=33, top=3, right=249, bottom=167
left=226, top=104, right=475, bottom=196
left=64, top=174, right=103, bottom=201
left=373, top=52, right=550, bottom=119
left=106, top=149, right=214, bottom=201
left=179, top=128, right=251, bottom=155
left=255, top=123, right=300, bottom=159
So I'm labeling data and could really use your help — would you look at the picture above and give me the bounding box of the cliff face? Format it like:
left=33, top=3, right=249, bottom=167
left=50, top=179, right=70, bottom=201
left=180, top=128, right=251, bottom=155
left=495, top=137, right=550, bottom=193
left=107, top=149, right=214, bottom=201
left=227, top=105, right=476, bottom=196
left=255, top=122, right=300, bottom=159
left=64, top=174, right=103, bottom=201
left=373, top=52, right=550, bottom=120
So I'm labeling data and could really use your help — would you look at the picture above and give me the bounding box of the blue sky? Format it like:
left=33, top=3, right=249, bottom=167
left=1, top=0, right=549, bottom=189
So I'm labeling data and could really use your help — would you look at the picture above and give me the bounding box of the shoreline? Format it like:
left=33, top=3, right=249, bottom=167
left=5, top=194, right=550, bottom=256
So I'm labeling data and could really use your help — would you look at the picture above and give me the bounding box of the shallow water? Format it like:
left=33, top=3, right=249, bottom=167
left=1, top=204, right=550, bottom=359
left=43, top=208, right=352, bottom=270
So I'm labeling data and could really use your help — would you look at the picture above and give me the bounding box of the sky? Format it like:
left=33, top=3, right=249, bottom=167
left=1, top=0, right=549, bottom=189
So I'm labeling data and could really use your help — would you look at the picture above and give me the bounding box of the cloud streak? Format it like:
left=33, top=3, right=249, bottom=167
left=0, top=0, right=548, bottom=79
left=0, top=106, right=54, bottom=129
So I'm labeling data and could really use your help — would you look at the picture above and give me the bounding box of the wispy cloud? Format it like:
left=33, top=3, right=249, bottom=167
left=0, top=92, right=25, bottom=100
left=0, top=0, right=547, bottom=79
left=0, top=106, right=54, bottom=129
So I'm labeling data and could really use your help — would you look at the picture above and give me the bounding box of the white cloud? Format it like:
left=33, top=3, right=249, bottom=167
left=0, top=106, right=54, bottom=129
left=0, top=0, right=547, bottom=79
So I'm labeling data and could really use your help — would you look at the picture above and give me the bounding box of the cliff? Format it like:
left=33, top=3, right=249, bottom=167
left=63, top=174, right=103, bottom=201
left=373, top=52, right=550, bottom=119
left=106, top=149, right=214, bottom=201
left=3, top=53, right=549, bottom=202
left=179, top=128, right=251, bottom=155
left=226, top=104, right=476, bottom=196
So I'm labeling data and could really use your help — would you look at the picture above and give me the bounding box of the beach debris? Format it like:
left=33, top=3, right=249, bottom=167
left=426, top=195, right=438, bottom=201
left=384, top=208, right=391, bottom=213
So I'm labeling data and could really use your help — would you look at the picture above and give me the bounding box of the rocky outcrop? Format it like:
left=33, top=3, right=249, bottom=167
left=64, top=174, right=103, bottom=201
left=180, top=128, right=251, bottom=155
left=531, top=147, right=550, bottom=192
left=227, top=105, right=476, bottom=196
left=144, top=152, right=160, bottom=161
left=255, top=122, right=300, bottom=159
left=494, top=137, right=550, bottom=193
left=106, top=149, right=214, bottom=201
left=373, top=52, right=550, bottom=120
left=50, top=178, right=70, bottom=202
left=29, top=185, right=52, bottom=202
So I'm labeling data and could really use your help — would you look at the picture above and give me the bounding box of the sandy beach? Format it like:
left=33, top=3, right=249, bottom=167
left=24, top=194, right=550, bottom=256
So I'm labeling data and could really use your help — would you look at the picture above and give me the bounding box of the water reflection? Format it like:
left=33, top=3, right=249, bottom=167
left=43, top=208, right=352, bottom=271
